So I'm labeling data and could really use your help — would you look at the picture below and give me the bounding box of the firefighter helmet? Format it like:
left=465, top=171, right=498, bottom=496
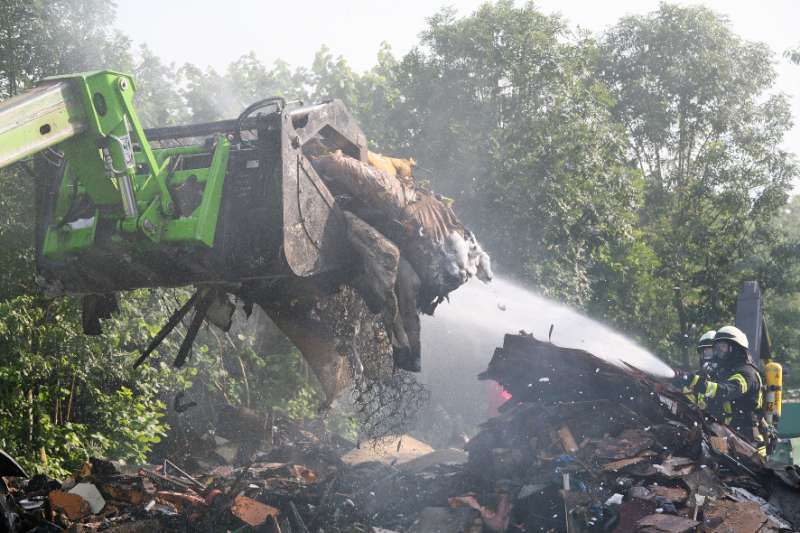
left=714, top=325, right=749, bottom=350
left=697, top=330, right=716, bottom=351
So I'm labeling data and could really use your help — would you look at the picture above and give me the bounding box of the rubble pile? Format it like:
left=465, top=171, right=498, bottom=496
left=0, top=412, right=373, bottom=533
left=3, top=333, right=799, bottom=532
left=0, top=404, right=476, bottom=533
left=460, top=333, right=800, bottom=532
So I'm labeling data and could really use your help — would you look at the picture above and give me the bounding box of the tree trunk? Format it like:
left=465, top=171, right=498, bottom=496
left=673, top=286, right=691, bottom=367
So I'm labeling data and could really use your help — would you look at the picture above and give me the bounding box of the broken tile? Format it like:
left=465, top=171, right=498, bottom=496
left=230, top=494, right=280, bottom=527
left=636, top=513, right=699, bottom=533
left=48, top=489, right=90, bottom=520
left=704, top=500, right=771, bottom=532
left=602, top=456, right=647, bottom=472
left=646, top=485, right=688, bottom=504
left=68, top=482, right=106, bottom=514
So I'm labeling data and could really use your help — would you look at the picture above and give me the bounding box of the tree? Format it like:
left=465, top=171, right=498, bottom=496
left=598, top=3, right=796, bottom=363
left=132, top=45, right=188, bottom=128
left=0, top=292, right=171, bottom=474
left=759, top=195, right=800, bottom=387
left=0, top=1, right=167, bottom=470
left=227, top=53, right=310, bottom=104
left=178, top=53, right=313, bottom=123
left=0, top=0, right=39, bottom=97
left=332, top=42, right=406, bottom=152
left=382, top=1, right=642, bottom=306
left=310, top=45, right=358, bottom=104
left=0, top=0, right=131, bottom=98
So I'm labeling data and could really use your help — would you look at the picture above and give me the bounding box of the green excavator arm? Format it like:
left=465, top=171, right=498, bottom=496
left=1, top=71, right=178, bottom=236
left=0, top=70, right=368, bottom=295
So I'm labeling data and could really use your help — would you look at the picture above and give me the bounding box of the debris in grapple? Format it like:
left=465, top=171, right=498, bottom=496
left=196, top=143, right=491, bottom=400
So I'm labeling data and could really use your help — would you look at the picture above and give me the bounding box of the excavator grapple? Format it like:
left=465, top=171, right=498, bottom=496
left=0, top=70, right=492, bottom=403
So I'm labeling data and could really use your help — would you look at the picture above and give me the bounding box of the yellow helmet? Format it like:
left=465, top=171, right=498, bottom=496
left=714, top=325, right=749, bottom=350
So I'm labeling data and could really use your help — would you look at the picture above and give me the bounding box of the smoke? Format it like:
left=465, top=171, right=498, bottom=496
left=418, top=275, right=675, bottom=429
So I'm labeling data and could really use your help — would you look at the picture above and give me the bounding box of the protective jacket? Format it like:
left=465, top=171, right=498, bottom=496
left=684, top=362, right=764, bottom=452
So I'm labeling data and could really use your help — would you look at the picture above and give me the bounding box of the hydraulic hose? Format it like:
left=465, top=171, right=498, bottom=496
left=234, top=96, right=286, bottom=143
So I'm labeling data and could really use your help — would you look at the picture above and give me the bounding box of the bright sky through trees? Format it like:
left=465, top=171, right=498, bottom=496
left=117, top=1, right=800, bottom=164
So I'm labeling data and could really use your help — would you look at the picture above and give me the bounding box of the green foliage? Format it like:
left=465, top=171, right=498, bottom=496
left=763, top=196, right=800, bottom=385
left=368, top=2, right=643, bottom=306
left=0, top=166, right=35, bottom=299
left=0, top=0, right=131, bottom=98
left=178, top=54, right=312, bottom=122
left=0, top=285, right=321, bottom=475
left=785, top=45, right=800, bottom=66
left=596, top=3, right=796, bottom=365
left=176, top=310, right=321, bottom=422
left=132, top=45, right=189, bottom=127
left=0, top=294, right=170, bottom=475
left=106, top=289, right=323, bottom=444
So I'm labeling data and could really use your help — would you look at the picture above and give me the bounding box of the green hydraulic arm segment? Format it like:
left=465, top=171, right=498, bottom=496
left=0, top=69, right=369, bottom=295
left=0, top=71, right=229, bottom=258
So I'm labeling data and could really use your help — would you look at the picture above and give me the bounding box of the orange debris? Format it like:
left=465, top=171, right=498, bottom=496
left=231, top=494, right=280, bottom=527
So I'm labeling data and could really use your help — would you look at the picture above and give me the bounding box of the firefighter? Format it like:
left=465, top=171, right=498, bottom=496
left=682, top=330, right=716, bottom=409
left=677, top=326, right=766, bottom=456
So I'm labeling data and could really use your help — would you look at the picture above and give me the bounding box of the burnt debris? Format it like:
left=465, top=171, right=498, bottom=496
left=461, top=332, right=800, bottom=532
left=2, top=332, right=798, bottom=532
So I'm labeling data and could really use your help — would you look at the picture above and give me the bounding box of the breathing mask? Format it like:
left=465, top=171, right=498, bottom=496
left=699, top=345, right=717, bottom=375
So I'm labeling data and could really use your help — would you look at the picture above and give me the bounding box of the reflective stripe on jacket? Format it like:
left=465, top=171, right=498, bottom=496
left=692, top=364, right=763, bottom=437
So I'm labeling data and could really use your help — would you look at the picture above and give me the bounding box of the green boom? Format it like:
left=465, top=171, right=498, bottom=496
left=0, top=70, right=368, bottom=295
left=0, top=71, right=229, bottom=257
